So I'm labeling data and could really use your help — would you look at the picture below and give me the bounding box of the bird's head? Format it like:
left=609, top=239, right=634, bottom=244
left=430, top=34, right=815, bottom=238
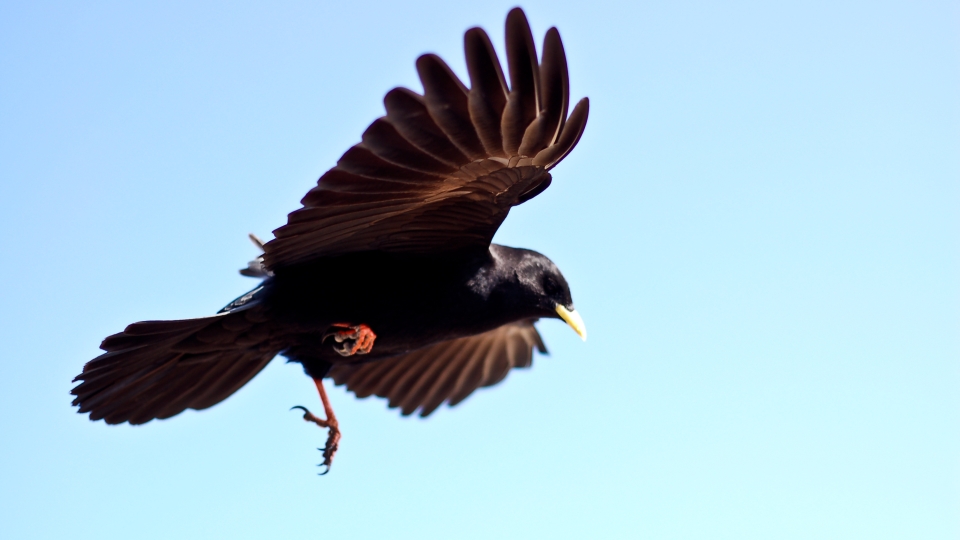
left=489, top=245, right=586, bottom=341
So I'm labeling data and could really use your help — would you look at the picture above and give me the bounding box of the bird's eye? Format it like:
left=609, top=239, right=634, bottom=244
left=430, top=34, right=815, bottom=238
left=542, top=276, right=562, bottom=297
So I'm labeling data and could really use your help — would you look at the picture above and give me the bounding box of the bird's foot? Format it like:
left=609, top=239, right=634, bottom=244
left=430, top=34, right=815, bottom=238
left=291, top=405, right=340, bottom=475
left=324, top=323, right=376, bottom=356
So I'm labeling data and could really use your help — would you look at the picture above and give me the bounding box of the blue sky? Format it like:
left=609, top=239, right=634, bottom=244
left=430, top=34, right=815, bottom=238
left=1, top=1, right=957, bottom=538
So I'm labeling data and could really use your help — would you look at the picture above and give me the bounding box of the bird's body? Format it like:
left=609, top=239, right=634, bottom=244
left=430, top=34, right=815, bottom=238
left=72, top=8, right=590, bottom=471
left=242, top=244, right=569, bottom=375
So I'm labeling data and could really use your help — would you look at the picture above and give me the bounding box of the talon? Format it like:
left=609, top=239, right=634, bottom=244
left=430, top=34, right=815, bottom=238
left=323, top=323, right=376, bottom=357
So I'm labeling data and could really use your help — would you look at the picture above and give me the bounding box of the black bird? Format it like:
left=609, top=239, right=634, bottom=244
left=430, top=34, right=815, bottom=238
left=72, top=8, right=589, bottom=473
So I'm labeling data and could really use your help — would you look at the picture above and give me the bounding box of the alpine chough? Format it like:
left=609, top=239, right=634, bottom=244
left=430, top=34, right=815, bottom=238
left=72, top=8, right=589, bottom=473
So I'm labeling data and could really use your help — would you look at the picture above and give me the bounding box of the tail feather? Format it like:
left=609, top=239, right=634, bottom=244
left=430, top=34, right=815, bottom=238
left=72, top=307, right=280, bottom=425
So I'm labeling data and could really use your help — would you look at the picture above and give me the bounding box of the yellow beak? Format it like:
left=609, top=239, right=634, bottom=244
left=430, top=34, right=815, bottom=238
left=555, top=304, right=587, bottom=341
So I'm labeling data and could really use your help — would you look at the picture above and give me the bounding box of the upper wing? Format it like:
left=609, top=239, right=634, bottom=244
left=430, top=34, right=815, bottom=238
left=262, top=8, right=588, bottom=271
left=328, top=321, right=546, bottom=417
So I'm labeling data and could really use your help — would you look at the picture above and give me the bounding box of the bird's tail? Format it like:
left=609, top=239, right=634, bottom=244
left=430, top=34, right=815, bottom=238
left=72, top=305, right=280, bottom=425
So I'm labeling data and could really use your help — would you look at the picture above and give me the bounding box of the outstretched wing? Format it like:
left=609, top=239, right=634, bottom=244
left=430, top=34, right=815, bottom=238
left=328, top=321, right=546, bottom=417
left=263, top=8, right=588, bottom=270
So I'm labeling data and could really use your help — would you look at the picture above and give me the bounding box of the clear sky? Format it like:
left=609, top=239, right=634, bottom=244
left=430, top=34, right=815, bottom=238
left=1, top=1, right=957, bottom=538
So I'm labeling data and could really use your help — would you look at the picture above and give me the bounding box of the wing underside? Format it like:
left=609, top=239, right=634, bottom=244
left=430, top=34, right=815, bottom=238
left=329, top=321, right=546, bottom=417
left=263, top=8, right=589, bottom=270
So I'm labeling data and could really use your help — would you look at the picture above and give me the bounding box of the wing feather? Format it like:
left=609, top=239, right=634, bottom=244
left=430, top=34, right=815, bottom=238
left=383, top=88, right=469, bottom=166
left=417, top=54, right=486, bottom=160
left=519, top=27, right=569, bottom=156
left=464, top=27, right=509, bottom=157
left=502, top=8, right=541, bottom=155
left=360, top=119, right=459, bottom=174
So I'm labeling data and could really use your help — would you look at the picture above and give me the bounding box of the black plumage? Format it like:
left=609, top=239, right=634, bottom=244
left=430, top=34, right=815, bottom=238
left=72, top=8, right=589, bottom=470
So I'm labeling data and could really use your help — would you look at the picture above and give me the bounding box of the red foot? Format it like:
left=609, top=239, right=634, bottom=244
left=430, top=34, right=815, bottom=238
left=324, top=323, right=376, bottom=356
left=291, top=378, right=341, bottom=475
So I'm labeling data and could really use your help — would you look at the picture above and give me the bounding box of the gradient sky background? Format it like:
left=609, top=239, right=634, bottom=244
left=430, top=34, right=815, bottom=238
left=1, top=1, right=957, bottom=538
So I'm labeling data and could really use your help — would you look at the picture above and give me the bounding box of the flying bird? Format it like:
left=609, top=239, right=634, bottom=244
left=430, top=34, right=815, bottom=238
left=72, top=7, right=589, bottom=473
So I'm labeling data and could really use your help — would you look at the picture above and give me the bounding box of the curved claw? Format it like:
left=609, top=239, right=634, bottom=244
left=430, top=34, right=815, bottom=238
left=293, top=379, right=341, bottom=476
left=317, top=448, right=334, bottom=475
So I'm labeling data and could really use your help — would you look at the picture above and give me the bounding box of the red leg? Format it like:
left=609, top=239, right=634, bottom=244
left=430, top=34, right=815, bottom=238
left=291, top=378, right=341, bottom=474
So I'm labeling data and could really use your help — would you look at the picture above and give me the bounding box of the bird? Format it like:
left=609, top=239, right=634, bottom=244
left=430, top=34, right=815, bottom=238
left=71, top=7, right=589, bottom=474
